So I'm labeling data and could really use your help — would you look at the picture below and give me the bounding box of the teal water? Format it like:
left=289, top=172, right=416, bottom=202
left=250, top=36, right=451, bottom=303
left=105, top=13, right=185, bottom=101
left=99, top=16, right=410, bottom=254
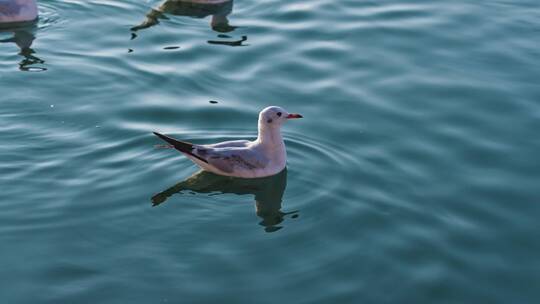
left=2, top=0, right=540, bottom=302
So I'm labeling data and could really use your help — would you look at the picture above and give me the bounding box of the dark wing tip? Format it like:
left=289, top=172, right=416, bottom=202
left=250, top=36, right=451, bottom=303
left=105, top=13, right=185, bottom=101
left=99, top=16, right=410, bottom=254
left=152, top=132, right=178, bottom=144
left=152, top=131, right=209, bottom=164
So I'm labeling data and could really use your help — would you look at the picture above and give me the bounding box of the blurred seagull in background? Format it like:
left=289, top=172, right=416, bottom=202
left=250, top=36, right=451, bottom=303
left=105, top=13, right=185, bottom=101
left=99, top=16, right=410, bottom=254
left=131, top=0, right=236, bottom=33
left=153, top=106, right=303, bottom=178
left=0, top=0, right=38, bottom=24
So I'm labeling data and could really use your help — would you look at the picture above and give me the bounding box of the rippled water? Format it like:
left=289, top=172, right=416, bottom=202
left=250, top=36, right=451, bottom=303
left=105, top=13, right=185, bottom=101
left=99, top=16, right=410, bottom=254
left=2, top=0, right=540, bottom=303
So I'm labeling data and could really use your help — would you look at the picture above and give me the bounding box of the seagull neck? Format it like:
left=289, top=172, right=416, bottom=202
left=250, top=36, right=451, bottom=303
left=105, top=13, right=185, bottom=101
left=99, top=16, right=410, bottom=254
left=256, top=125, right=284, bottom=149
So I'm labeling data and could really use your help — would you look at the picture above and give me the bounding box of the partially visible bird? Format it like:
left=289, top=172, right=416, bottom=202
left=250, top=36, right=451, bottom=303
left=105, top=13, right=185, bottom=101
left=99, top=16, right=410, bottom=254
left=153, top=106, right=303, bottom=178
left=0, top=0, right=38, bottom=24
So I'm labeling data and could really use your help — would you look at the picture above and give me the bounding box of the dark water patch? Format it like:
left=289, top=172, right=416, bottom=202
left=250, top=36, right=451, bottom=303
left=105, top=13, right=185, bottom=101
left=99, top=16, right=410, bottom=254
left=207, top=35, right=247, bottom=47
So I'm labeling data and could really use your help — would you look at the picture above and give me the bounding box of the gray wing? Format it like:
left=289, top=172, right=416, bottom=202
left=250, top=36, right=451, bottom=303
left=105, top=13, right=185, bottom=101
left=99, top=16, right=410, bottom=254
left=203, top=140, right=251, bottom=149
left=193, top=146, right=269, bottom=173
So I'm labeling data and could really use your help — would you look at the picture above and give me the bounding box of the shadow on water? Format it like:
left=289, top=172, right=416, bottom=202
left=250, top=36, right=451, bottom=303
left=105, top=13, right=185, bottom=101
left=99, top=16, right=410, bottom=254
left=152, top=169, right=298, bottom=233
left=131, top=0, right=247, bottom=46
left=0, top=21, right=46, bottom=71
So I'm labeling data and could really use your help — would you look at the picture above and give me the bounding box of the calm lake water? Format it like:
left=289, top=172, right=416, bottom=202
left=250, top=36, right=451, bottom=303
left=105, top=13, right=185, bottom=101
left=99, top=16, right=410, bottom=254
left=2, top=0, right=540, bottom=303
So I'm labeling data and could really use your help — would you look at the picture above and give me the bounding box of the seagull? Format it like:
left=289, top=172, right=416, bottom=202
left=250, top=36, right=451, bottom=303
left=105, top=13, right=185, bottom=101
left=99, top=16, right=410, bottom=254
left=0, top=0, right=38, bottom=24
left=153, top=106, right=303, bottom=178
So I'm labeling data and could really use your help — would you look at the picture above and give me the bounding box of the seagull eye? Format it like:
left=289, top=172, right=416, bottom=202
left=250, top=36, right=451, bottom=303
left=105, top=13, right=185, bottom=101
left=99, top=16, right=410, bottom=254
left=277, top=112, right=282, bottom=117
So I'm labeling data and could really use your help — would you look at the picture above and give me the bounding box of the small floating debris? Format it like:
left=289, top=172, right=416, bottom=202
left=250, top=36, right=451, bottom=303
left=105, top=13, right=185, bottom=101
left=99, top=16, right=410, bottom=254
left=50, top=104, right=54, bottom=108
left=209, top=100, right=218, bottom=104
left=128, top=48, right=133, bottom=53
left=163, top=46, right=180, bottom=50
left=130, top=33, right=137, bottom=40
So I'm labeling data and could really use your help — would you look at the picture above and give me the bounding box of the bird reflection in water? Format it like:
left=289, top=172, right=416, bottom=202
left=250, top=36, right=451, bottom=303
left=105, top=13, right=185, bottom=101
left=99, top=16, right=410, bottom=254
left=152, top=169, right=298, bottom=232
left=0, top=22, right=45, bottom=71
left=131, top=0, right=247, bottom=46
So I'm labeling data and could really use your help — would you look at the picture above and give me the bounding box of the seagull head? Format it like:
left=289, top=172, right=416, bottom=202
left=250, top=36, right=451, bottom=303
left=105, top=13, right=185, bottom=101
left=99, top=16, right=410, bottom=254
left=259, top=106, right=303, bottom=129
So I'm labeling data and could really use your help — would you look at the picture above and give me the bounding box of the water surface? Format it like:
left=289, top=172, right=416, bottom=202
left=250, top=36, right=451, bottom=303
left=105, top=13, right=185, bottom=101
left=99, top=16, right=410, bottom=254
left=1, top=0, right=539, bottom=303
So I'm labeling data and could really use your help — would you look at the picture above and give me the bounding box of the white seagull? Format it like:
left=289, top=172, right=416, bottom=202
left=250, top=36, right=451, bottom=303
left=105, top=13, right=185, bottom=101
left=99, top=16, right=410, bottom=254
left=0, top=0, right=38, bottom=24
left=153, top=106, right=303, bottom=178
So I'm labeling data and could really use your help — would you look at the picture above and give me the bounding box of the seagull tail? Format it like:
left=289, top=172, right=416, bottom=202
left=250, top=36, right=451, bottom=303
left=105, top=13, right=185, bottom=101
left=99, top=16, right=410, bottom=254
left=152, top=132, right=208, bottom=163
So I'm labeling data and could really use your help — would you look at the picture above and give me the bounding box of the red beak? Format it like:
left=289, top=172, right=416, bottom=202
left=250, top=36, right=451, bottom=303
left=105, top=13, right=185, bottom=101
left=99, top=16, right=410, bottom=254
left=286, top=113, right=303, bottom=119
